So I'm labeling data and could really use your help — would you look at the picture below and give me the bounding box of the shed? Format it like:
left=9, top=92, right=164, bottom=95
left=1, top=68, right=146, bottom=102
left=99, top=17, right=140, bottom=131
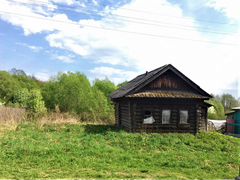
left=226, top=107, right=240, bottom=135
left=110, top=64, right=212, bottom=133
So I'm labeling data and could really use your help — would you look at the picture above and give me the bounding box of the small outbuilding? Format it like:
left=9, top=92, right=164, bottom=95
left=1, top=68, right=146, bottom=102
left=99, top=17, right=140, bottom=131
left=110, top=64, right=212, bottom=133
left=226, top=107, right=240, bottom=135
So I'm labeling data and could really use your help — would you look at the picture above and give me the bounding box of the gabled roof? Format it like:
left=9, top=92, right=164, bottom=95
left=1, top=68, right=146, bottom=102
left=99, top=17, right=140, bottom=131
left=110, top=64, right=212, bottom=99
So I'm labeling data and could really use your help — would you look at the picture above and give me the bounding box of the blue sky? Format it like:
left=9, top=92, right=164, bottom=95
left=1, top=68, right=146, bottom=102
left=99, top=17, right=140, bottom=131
left=0, top=0, right=239, bottom=98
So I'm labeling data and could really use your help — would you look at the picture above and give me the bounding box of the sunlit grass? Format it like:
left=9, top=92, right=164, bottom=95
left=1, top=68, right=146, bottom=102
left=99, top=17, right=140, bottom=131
left=0, top=123, right=239, bottom=179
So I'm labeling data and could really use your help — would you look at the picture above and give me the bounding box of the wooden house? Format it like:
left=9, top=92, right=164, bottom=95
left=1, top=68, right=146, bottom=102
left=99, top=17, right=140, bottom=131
left=110, top=64, right=212, bottom=133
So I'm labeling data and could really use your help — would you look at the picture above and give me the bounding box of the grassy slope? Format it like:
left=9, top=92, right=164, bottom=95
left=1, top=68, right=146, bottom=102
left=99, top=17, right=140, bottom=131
left=0, top=123, right=239, bottom=179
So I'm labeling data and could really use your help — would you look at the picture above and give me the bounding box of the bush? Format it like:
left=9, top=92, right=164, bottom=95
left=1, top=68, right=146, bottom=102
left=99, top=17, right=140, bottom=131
left=1, top=70, right=116, bottom=123
left=0, top=71, right=21, bottom=103
left=42, top=73, right=114, bottom=122
left=13, top=89, right=46, bottom=116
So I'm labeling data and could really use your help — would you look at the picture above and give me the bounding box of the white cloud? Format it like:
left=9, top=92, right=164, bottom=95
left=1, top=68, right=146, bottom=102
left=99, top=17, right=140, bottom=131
left=55, top=54, right=75, bottom=63
left=16, top=42, right=43, bottom=52
left=52, top=0, right=75, bottom=5
left=95, top=56, right=130, bottom=66
left=34, top=72, right=51, bottom=81
left=90, top=66, right=138, bottom=83
left=0, top=0, right=240, bottom=96
left=46, top=30, right=92, bottom=56
left=206, top=0, right=240, bottom=21
left=0, top=0, right=79, bottom=35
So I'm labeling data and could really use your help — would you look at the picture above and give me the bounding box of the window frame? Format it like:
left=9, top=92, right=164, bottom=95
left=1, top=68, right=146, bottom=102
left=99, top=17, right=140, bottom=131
left=143, top=110, right=155, bottom=124
left=162, top=109, right=171, bottom=124
left=179, top=110, right=189, bottom=124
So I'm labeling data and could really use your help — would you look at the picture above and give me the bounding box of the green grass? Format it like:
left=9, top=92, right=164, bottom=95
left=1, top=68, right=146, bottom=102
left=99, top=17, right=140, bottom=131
left=0, top=123, right=239, bottom=179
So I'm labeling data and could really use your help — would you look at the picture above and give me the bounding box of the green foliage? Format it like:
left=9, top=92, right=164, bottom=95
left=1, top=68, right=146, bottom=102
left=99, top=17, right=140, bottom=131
left=208, top=94, right=240, bottom=119
left=41, top=81, right=60, bottom=110
left=59, top=73, right=93, bottom=114
left=13, top=88, right=29, bottom=108
left=92, top=87, right=113, bottom=121
left=0, top=99, right=5, bottom=106
left=0, top=123, right=239, bottom=179
left=13, top=74, right=40, bottom=90
left=27, top=89, right=47, bottom=115
left=93, top=79, right=117, bottom=99
left=13, top=89, right=46, bottom=115
left=92, top=79, right=116, bottom=121
left=0, top=70, right=41, bottom=105
left=207, top=98, right=225, bottom=119
left=0, top=69, right=115, bottom=122
left=220, top=94, right=240, bottom=111
left=0, top=71, right=21, bottom=103
left=42, top=73, right=114, bottom=122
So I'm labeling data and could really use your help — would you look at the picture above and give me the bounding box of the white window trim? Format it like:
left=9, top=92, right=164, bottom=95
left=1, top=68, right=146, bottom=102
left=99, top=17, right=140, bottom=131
left=162, top=110, right=171, bottom=124
left=179, top=110, right=189, bottom=124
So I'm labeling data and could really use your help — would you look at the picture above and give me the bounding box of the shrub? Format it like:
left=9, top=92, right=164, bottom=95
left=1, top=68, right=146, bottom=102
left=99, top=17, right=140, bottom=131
left=13, top=89, right=46, bottom=116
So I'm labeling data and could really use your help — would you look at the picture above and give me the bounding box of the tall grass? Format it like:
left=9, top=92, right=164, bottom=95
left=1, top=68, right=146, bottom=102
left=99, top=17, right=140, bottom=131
left=0, top=106, right=26, bottom=123
left=0, top=106, right=26, bottom=134
left=0, top=105, right=112, bottom=132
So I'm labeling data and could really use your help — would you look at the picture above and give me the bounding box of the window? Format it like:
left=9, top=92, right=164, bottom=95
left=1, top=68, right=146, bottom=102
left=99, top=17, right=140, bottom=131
left=143, top=111, right=155, bottom=124
left=162, top=110, right=171, bottom=124
left=180, top=110, right=188, bottom=124
left=144, top=111, right=152, bottom=118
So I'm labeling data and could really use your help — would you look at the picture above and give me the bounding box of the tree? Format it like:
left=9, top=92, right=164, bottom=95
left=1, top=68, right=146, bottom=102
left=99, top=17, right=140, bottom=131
left=41, top=81, right=59, bottom=110
left=13, top=74, right=40, bottom=90
left=93, top=79, right=117, bottom=99
left=91, top=86, right=113, bottom=121
left=0, top=71, right=21, bottom=103
left=207, top=98, right=225, bottom=120
left=220, top=94, right=239, bottom=111
left=41, top=73, right=114, bottom=122
left=56, top=72, right=94, bottom=114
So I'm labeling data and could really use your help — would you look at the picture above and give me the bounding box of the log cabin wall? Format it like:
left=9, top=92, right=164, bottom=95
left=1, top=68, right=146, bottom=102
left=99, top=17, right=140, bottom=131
left=196, top=105, right=208, bottom=132
left=114, top=102, right=120, bottom=127
left=117, top=100, right=132, bottom=131
left=130, top=98, right=201, bottom=133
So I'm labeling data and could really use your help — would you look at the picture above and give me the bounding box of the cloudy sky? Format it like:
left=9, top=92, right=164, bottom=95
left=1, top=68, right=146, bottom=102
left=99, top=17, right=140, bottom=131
left=0, top=0, right=239, bottom=98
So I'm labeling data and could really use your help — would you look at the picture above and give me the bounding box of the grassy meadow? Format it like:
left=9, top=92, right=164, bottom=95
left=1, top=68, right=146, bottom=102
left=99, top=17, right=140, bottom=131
left=0, top=121, right=239, bottom=179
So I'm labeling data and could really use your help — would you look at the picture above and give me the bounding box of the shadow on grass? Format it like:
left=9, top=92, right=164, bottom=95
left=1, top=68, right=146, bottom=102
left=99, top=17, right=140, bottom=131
left=84, top=124, right=119, bottom=134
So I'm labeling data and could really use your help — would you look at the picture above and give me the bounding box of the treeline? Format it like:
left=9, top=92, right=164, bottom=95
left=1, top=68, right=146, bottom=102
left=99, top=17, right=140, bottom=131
left=0, top=69, right=118, bottom=122
left=0, top=68, right=239, bottom=121
left=208, top=94, right=240, bottom=119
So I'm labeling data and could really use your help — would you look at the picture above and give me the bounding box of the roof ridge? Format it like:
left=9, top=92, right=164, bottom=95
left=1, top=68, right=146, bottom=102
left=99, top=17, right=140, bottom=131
left=110, top=64, right=212, bottom=99
left=137, top=64, right=170, bottom=77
